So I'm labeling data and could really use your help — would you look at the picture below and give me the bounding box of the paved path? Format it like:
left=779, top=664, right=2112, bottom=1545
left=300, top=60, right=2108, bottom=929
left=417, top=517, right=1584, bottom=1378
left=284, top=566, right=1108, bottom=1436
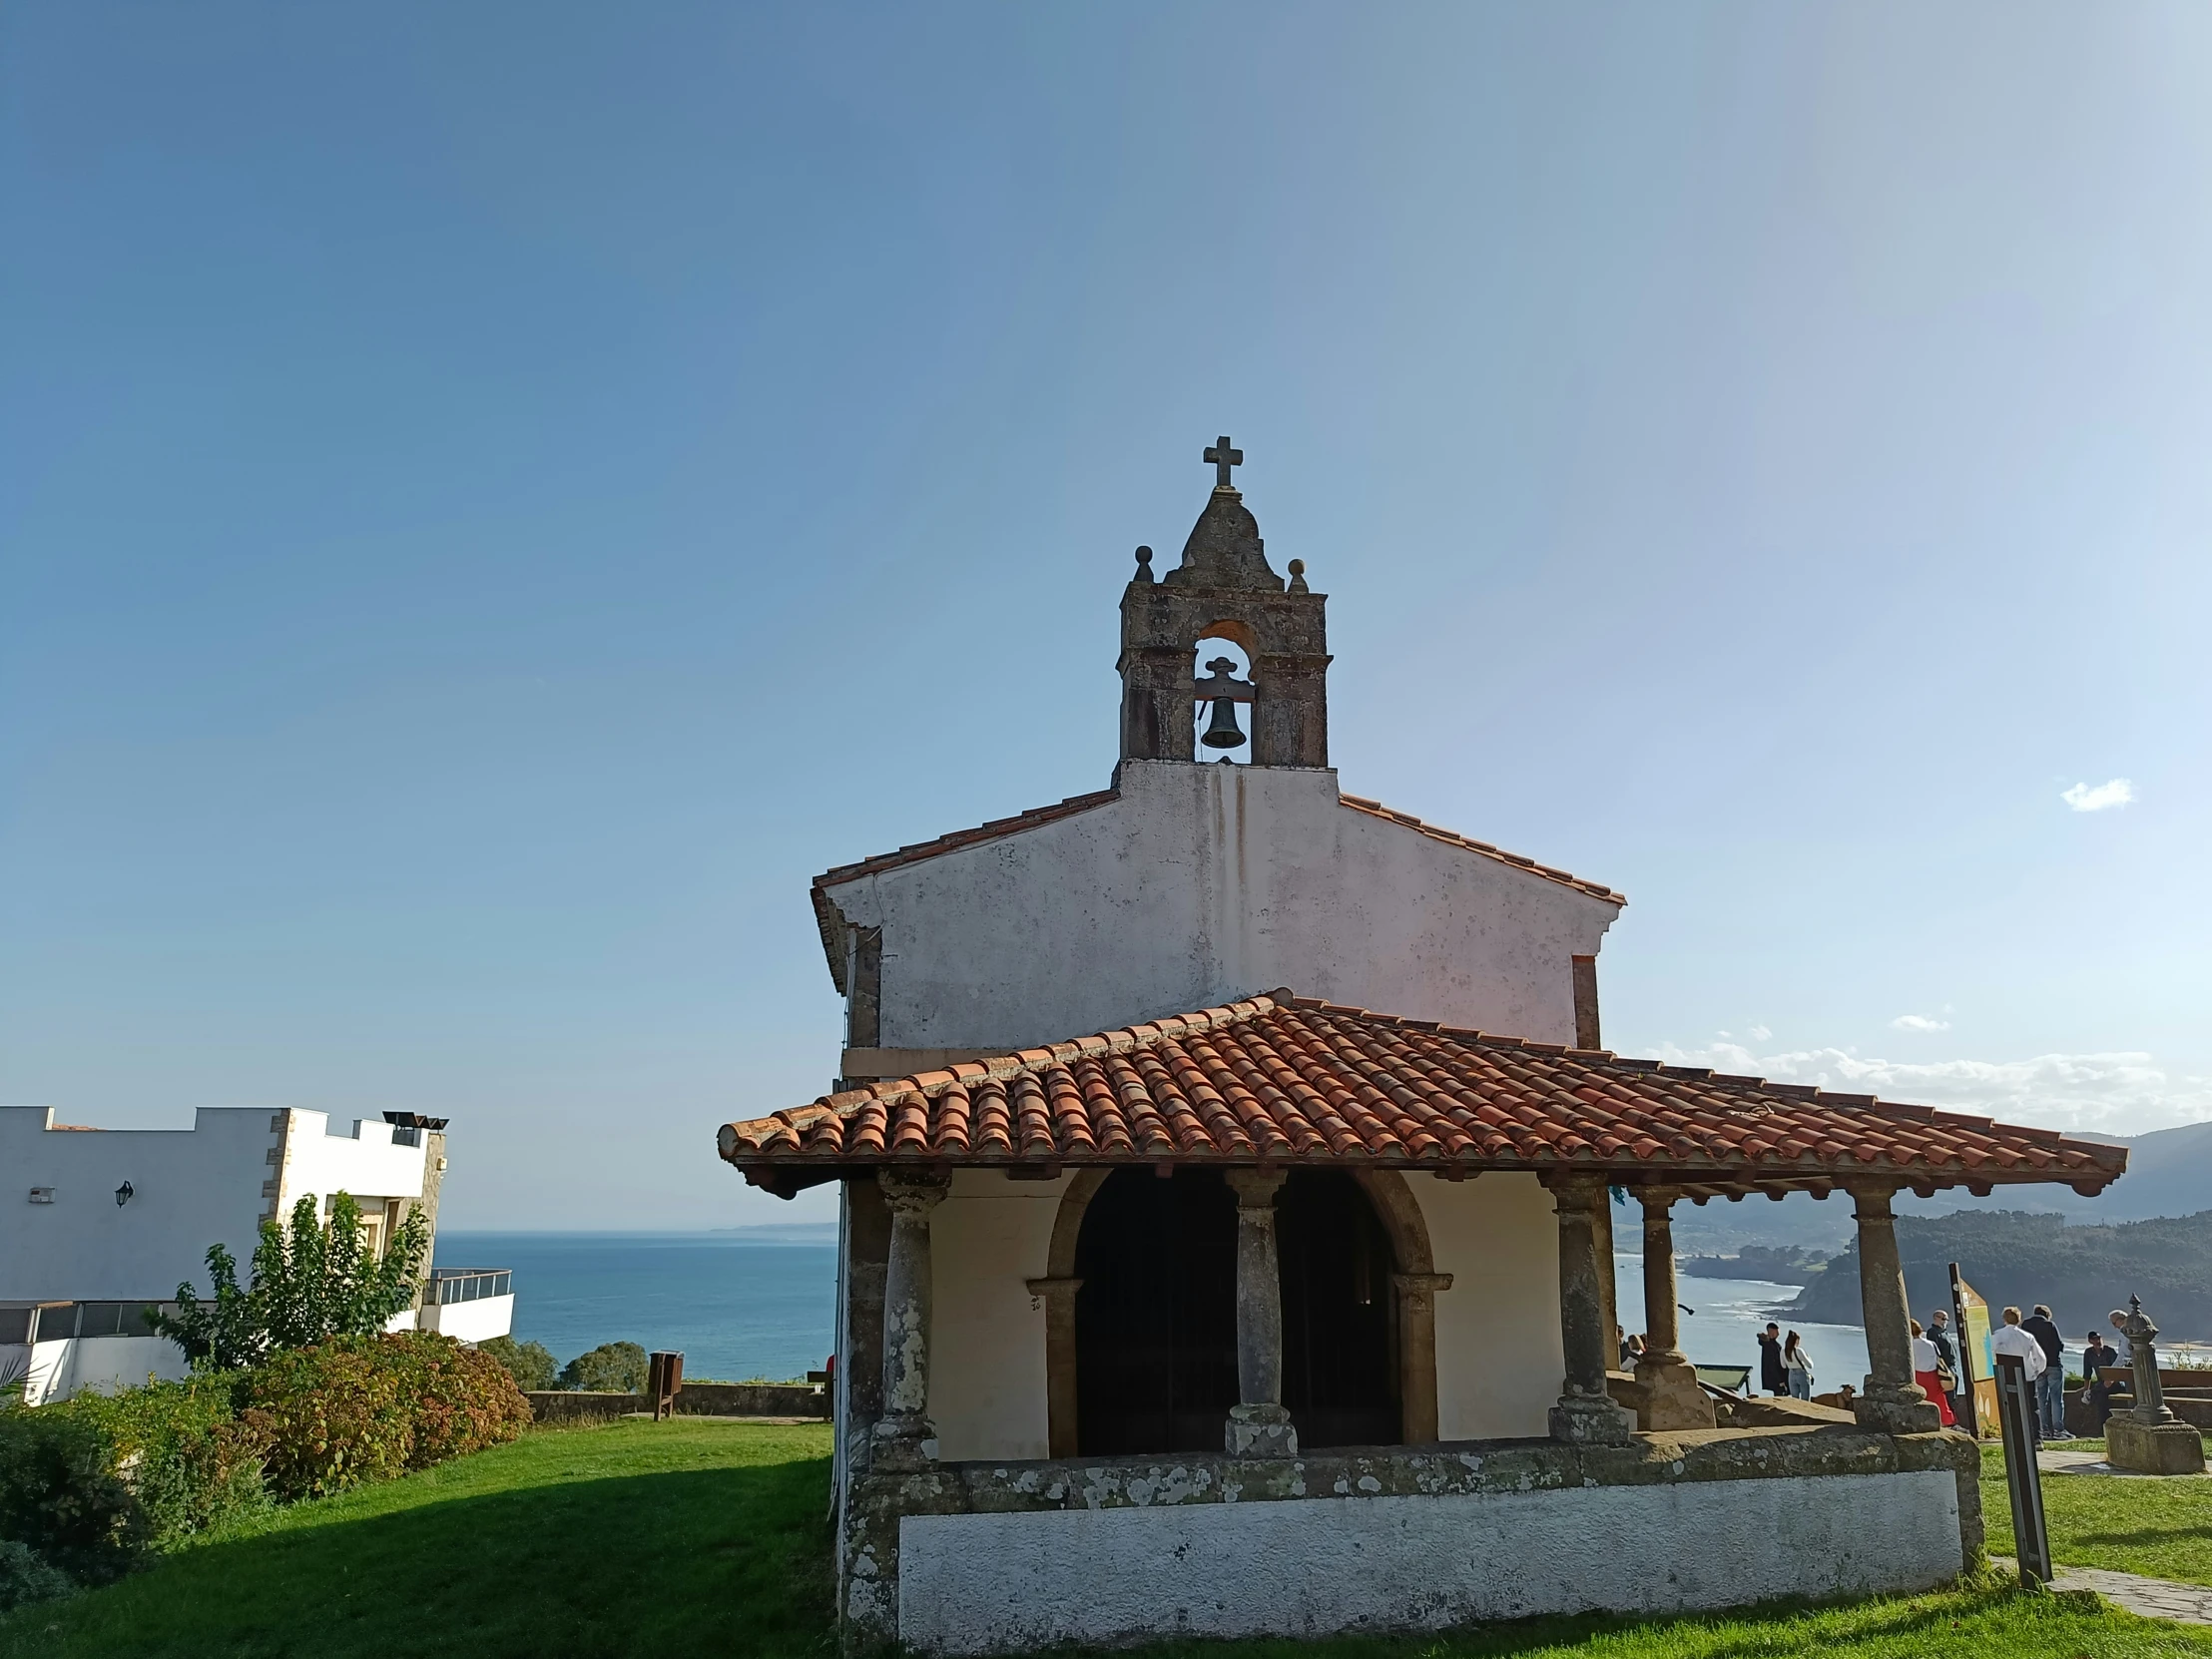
left=1994, top=1558, right=2212, bottom=1624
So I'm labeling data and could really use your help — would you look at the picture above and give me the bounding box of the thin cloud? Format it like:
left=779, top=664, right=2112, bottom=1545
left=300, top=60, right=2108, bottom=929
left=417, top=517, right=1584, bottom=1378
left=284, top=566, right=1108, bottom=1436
left=2062, top=779, right=2135, bottom=813
left=1648, top=1039, right=2211, bottom=1137
left=1891, top=1014, right=1950, bottom=1032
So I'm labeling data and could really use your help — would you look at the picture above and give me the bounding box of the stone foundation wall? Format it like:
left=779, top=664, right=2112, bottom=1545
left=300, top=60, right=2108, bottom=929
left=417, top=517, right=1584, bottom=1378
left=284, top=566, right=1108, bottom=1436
left=842, top=1426, right=1980, bottom=1653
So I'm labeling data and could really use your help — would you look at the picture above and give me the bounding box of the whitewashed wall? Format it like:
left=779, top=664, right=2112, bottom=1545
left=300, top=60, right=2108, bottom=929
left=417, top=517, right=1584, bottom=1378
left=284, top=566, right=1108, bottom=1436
left=897, top=1471, right=1964, bottom=1654
left=0, top=1105, right=431, bottom=1303
left=1414, top=1173, right=1566, bottom=1440
left=927, top=1171, right=1068, bottom=1461
left=826, top=762, right=1619, bottom=1053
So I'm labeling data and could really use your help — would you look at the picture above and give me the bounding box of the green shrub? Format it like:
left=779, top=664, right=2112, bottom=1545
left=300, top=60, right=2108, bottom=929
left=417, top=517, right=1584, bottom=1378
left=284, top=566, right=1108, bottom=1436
left=382, top=1337, right=532, bottom=1470
left=478, top=1336, right=558, bottom=1392
left=243, top=1333, right=529, bottom=1502
left=58, top=1375, right=269, bottom=1546
left=0, top=1406, right=148, bottom=1586
left=0, top=1537, right=75, bottom=1613
left=559, top=1342, right=647, bottom=1393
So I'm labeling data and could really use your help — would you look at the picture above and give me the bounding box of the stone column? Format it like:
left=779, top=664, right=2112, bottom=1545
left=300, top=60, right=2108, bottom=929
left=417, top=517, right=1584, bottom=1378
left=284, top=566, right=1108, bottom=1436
left=1847, top=1183, right=1941, bottom=1433
left=1024, top=1276, right=1083, bottom=1458
left=1391, top=1272, right=1452, bottom=1443
left=1591, top=1188, right=1619, bottom=1368
left=1633, top=1187, right=1716, bottom=1429
left=871, top=1168, right=950, bottom=1468
left=1223, top=1168, right=1297, bottom=1456
left=1545, top=1174, right=1636, bottom=1444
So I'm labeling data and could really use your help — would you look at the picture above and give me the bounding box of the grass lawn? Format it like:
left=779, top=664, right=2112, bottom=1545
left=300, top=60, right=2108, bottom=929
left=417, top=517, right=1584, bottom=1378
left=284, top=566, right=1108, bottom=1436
left=0, top=1418, right=834, bottom=1659
left=1982, top=1437, right=2212, bottom=1588
left=5, top=1419, right=2211, bottom=1658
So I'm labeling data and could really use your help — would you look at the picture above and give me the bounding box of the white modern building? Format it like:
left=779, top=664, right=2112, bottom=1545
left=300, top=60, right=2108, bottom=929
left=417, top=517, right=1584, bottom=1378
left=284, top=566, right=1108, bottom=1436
left=1, top=1105, right=511, bottom=1402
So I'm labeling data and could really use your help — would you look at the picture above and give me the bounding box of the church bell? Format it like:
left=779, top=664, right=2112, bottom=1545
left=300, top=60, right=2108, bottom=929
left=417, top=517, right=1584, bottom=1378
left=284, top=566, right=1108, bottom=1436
left=1200, top=693, right=1247, bottom=750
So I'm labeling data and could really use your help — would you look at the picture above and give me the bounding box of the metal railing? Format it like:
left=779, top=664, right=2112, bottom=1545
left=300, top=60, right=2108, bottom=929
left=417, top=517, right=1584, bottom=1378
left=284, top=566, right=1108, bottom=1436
left=427, top=1269, right=512, bottom=1306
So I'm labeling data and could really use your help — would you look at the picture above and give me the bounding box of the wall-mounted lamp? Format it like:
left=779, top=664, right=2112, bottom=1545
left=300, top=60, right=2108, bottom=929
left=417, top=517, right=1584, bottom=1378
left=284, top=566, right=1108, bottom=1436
left=115, top=1181, right=135, bottom=1208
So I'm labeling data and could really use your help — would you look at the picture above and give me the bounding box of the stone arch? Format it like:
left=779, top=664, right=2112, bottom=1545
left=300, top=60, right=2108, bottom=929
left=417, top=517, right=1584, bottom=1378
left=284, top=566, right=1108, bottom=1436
left=1353, top=1169, right=1450, bottom=1443
left=1035, top=1167, right=1449, bottom=1454
left=1030, top=1169, right=1111, bottom=1458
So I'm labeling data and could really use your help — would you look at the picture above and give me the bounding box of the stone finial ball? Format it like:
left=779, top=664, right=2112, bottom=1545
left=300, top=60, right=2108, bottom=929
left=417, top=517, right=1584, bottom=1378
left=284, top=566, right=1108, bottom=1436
left=1135, top=545, right=1153, bottom=566
left=1288, top=559, right=1306, bottom=575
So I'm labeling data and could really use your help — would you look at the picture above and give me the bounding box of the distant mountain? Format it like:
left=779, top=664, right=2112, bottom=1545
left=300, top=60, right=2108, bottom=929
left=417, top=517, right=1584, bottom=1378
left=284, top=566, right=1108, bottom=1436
left=1787, top=1208, right=2212, bottom=1343
left=1903, top=1120, right=2212, bottom=1226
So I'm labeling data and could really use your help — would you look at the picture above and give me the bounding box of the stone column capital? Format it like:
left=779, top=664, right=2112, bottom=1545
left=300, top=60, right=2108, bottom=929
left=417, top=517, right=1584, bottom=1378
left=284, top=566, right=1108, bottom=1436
left=1635, top=1184, right=1684, bottom=1211
left=1542, top=1170, right=1609, bottom=1209
left=1224, top=1167, right=1289, bottom=1209
left=1390, top=1272, right=1453, bottom=1298
left=877, top=1167, right=951, bottom=1214
left=1845, top=1180, right=1901, bottom=1218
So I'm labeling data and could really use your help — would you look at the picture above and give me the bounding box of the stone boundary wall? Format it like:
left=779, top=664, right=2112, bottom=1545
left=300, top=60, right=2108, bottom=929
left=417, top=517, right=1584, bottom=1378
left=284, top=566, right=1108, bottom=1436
left=524, top=1384, right=830, bottom=1425
left=2069, top=1389, right=2212, bottom=1435
left=841, top=1425, right=1982, bottom=1647
left=527, top=1390, right=639, bottom=1425
left=673, top=1382, right=830, bottom=1418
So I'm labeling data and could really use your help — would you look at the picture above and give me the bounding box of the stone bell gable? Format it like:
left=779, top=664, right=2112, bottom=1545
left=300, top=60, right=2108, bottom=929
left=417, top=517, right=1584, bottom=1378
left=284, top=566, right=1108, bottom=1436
left=1117, top=437, right=1331, bottom=768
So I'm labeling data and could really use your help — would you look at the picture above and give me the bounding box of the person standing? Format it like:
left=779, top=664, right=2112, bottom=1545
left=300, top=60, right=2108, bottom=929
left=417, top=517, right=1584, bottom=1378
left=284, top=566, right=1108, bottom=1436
left=1758, top=1323, right=1787, bottom=1397
left=2081, top=1329, right=2120, bottom=1434
left=1990, top=1306, right=2049, bottom=1443
left=2020, top=1303, right=2071, bottom=1439
left=1909, top=1320, right=1956, bottom=1426
left=1782, top=1332, right=1816, bottom=1400
left=1928, top=1310, right=1965, bottom=1428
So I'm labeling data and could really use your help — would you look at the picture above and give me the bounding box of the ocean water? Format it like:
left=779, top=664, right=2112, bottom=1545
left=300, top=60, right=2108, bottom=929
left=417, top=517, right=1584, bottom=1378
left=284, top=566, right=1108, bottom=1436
left=1617, top=1252, right=1872, bottom=1390
left=439, top=1228, right=1869, bottom=1398
left=436, top=1229, right=836, bottom=1382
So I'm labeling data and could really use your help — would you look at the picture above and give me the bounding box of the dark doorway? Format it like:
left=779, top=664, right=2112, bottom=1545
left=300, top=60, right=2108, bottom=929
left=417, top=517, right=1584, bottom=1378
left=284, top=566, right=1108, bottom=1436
left=1074, top=1168, right=1238, bottom=1455
left=1279, top=1171, right=1400, bottom=1447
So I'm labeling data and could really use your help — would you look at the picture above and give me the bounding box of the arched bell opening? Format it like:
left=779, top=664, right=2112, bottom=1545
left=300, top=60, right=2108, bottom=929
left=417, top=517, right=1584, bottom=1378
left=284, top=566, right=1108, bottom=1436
left=1192, top=634, right=1255, bottom=765
left=1073, top=1168, right=1239, bottom=1455
left=1278, top=1169, right=1401, bottom=1447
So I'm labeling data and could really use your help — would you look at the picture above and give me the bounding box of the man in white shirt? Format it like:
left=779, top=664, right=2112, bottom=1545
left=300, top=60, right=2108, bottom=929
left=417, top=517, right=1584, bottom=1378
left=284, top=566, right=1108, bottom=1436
left=1989, top=1305, right=2049, bottom=1442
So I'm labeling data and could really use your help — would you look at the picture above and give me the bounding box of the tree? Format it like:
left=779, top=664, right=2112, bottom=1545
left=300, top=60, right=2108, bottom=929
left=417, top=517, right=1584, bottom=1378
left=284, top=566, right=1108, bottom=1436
left=478, top=1337, right=558, bottom=1392
left=155, top=1193, right=431, bottom=1369
left=559, top=1342, right=648, bottom=1393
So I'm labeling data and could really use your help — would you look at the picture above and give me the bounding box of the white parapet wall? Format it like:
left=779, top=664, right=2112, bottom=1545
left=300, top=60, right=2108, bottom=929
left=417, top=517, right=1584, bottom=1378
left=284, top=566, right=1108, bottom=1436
left=895, top=1470, right=1962, bottom=1655
left=419, top=1293, right=514, bottom=1345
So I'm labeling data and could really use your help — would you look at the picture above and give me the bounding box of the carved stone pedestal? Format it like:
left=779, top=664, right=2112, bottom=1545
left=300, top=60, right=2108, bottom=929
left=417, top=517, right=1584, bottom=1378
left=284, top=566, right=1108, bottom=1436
left=2108, top=1415, right=2208, bottom=1475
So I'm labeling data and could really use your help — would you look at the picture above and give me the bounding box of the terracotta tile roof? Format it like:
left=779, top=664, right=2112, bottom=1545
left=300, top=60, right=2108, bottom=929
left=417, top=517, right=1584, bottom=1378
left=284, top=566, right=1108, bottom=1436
left=1337, top=797, right=1621, bottom=904
left=719, top=992, right=2127, bottom=1200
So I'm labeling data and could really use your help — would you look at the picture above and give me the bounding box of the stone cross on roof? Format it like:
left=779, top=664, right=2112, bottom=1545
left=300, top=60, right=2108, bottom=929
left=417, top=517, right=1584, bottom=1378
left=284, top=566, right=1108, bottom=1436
left=1204, top=436, right=1243, bottom=489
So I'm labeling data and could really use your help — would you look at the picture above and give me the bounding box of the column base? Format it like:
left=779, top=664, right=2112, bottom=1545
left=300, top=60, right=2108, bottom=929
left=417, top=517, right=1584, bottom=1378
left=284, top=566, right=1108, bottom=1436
left=1851, top=1389, right=1943, bottom=1434
left=1549, top=1392, right=1637, bottom=1445
left=2108, top=1415, right=2207, bottom=1475
left=869, top=1414, right=939, bottom=1470
left=1632, top=1355, right=1717, bottom=1430
left=1225, top=1402, right=1299, bottom=1457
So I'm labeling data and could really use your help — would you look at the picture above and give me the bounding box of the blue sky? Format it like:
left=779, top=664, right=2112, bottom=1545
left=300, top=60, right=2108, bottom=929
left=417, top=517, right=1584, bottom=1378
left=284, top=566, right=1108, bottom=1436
left=4, top=5, right=2207, bottom=1228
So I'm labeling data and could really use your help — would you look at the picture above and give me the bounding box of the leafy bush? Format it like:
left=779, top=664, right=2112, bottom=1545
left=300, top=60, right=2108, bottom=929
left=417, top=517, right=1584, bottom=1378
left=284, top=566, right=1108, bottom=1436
left=478, top=1336, right=558, bottom=1392
left=243, top=1333, right=529, bottom=1502
left=0, top=1537, right=74, bottom=1613
left=559, top=1342, right=648, bottom=1393
left=59, top=1375, right=269, bottom=1546
left=157, top=1191, right=430, bottom=1370
left=0, top=1405, right=148, bottom=1587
